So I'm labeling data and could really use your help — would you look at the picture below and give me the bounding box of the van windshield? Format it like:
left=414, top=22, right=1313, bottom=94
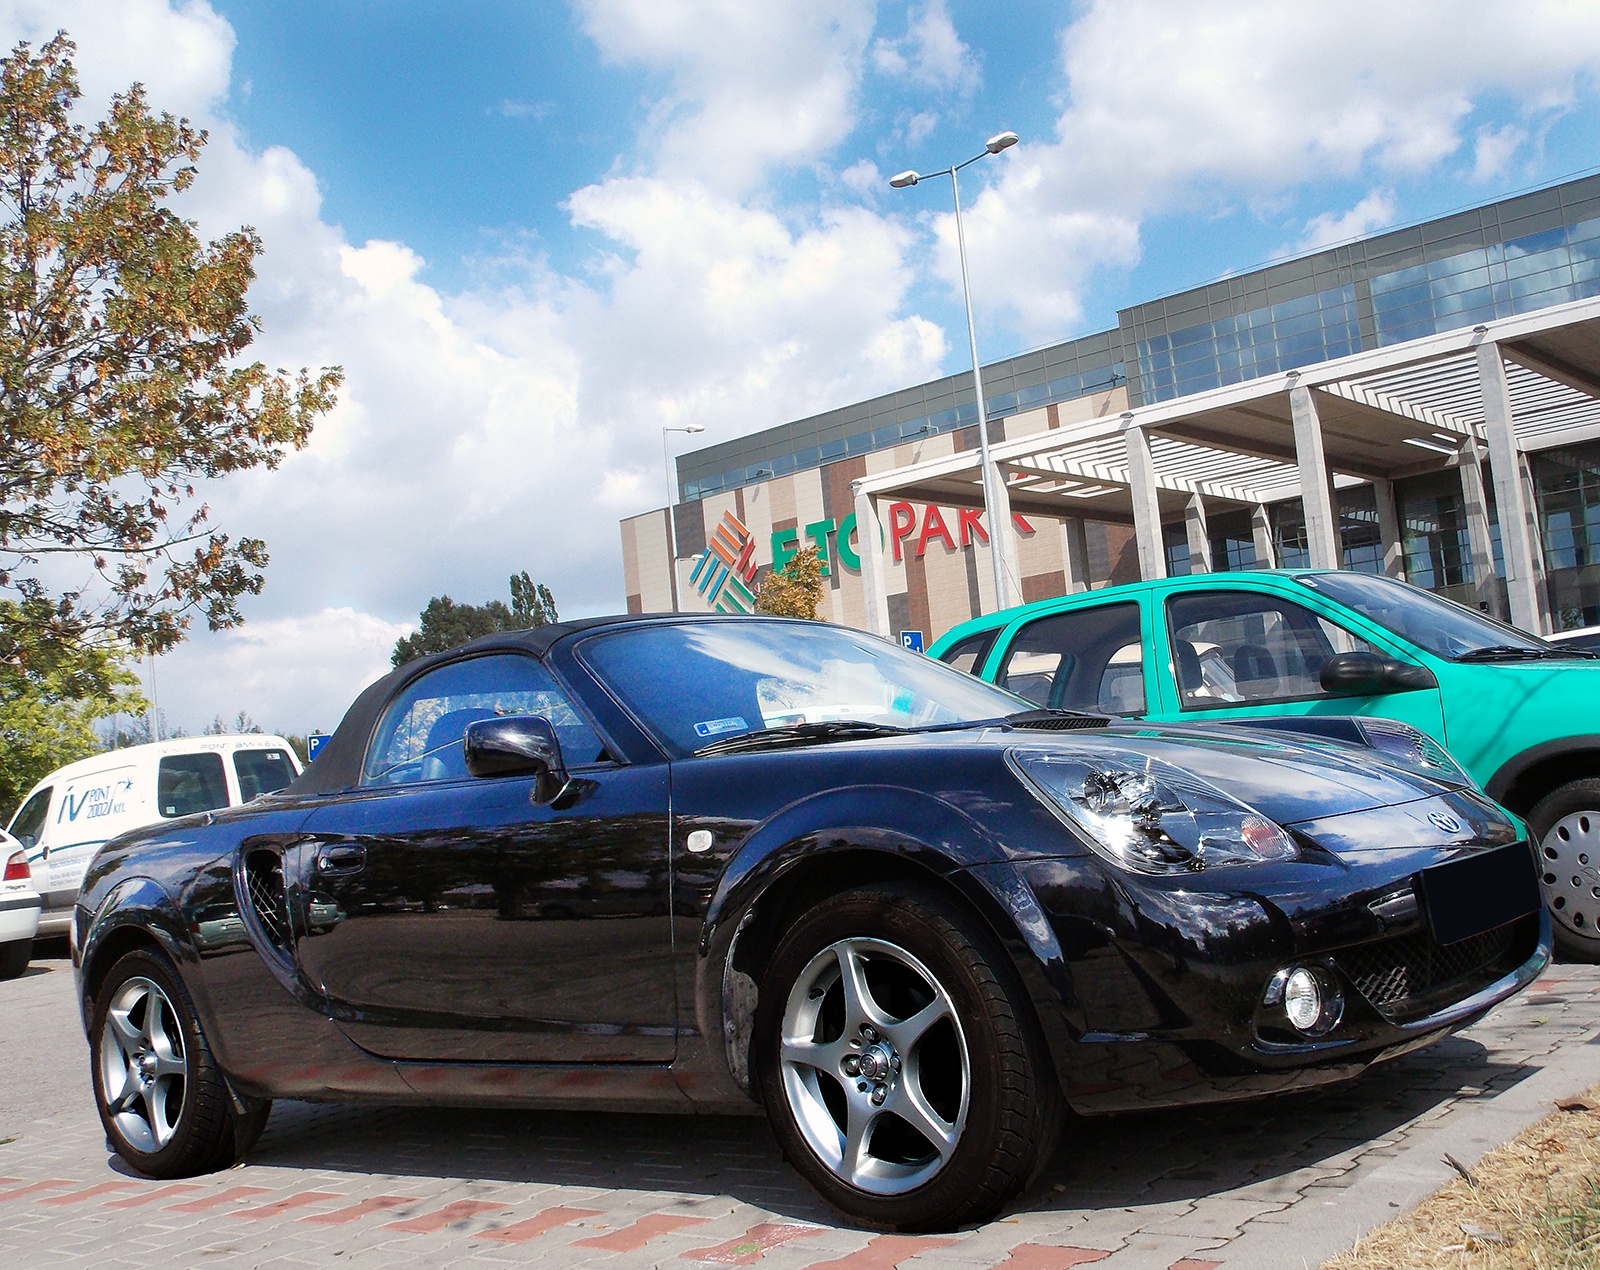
left=1295, top=572, right=1570, bottom=661
left=234, top=749, right=297, bottom=800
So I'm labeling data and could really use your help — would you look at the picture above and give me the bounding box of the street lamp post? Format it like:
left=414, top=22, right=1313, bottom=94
left=662, top=424, right=704, bottom=612
left=891, top=130, right=1019, bottom=610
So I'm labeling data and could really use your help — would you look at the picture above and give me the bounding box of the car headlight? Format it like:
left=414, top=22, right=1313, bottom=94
left=1008, top=746, right=1298, bottom=875
left=1354, top=717, right=1478, bottom=790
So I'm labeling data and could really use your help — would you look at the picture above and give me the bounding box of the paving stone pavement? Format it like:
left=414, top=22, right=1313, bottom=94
left=4, top=944, right=1600, bottom=1270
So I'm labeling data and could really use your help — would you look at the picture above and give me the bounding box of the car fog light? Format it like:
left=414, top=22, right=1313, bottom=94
left=1284, top=968, right=1322, bottom=1031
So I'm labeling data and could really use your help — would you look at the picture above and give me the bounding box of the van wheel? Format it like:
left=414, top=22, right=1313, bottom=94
left=90, top=948, right=250, bottom=1177
left=1528, top=779, right=1600, bottom=962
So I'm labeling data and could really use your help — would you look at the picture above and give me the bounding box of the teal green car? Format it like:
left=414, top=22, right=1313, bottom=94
left=929, top=570, right=1600, bottom=960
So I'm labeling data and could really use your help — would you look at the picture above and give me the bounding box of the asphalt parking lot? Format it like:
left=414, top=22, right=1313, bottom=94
left=5, top=942, right=1600, bottom=1270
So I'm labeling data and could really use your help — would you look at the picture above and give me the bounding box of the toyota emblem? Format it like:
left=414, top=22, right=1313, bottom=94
left=1428, top=811, right=1463, bottom=834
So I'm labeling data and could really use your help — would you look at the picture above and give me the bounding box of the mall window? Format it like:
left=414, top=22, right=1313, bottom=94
left=1395, top=471, right=1475, bottom=603
left=1533, top=441, right=1600, bottom=630
left=1337, top=486, right=1386, bottom=575
left=1206, top=508, right=1261, bottom=572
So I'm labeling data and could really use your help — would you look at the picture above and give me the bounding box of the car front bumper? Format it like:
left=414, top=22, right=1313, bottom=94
left=1002, top=841, right=1550, bottom=1113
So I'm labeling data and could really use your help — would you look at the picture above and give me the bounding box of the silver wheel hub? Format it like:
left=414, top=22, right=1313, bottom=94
left=1540, top=811, right=1600, bottom=938
left=98, top=976, right=188, bottom=1154
left=779, top=937, right=969, bottom=1196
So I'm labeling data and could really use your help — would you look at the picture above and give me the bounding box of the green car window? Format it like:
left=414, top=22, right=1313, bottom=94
left=1297, top=571, right=1552, bottom=660
left=998, top=603, right=1145, bottom=716
left=1167, top=590, right=1374, bottom=709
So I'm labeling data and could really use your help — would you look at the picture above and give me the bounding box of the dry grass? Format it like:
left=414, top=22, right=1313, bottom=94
left=1323, top=1081, right=1600, bottom=1269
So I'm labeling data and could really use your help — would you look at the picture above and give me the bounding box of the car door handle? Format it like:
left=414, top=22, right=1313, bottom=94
left=315, top=843, right=366, bottom=875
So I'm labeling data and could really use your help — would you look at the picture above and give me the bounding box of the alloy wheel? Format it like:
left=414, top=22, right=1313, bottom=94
left=98, top=976, right=188, bottom=1153
left=778, top=937, right=970, bottom=1195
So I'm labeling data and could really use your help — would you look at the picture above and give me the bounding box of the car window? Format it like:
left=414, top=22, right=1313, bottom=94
left=1297, top=571, right=1550, bottom=660
left=1166, top=590, right=1375, bottom=709
left=234, top=748, right=298, bottom=801
left=8, top=787, right=51, bottom=850
left=159, top=754, right=230, bottom=818
left=996, top=603, right=1145, bottom=716
left=582, top=619, right=1028, bottom=759
left=938, top=630, right=998, bottom=676
left=363, top=653, right=606, bottom=787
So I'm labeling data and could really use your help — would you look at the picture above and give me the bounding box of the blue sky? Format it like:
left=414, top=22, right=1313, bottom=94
left=10, top=0, right=1600, bottom=732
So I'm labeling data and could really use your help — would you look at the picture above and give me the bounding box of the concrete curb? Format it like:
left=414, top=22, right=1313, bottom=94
left=1218, top=1025, right=1600, bottom=1269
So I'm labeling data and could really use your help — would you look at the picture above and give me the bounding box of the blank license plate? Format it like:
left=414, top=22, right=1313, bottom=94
left=1418, top=843, right=1541, bottom=946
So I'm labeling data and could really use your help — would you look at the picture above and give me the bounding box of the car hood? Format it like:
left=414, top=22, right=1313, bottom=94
left=994, top=720, right=1467, bottom=826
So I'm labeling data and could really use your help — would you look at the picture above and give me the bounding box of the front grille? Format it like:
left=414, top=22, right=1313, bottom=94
left=1337, top=922, right=1520, bottom=1020
left=242, top=849, right=293, bottom=954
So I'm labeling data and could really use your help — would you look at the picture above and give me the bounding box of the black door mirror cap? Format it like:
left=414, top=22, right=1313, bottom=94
left=1320, top=650, right=1438, bottom=696
left=464, top=714, right=569, bottom=801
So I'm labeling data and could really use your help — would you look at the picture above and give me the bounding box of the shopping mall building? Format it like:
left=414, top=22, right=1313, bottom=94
left=619, top=173, right=1600, bottom=645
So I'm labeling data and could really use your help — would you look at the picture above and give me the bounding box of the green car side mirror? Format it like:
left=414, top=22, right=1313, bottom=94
left=1320, top=651, right=1438, bottom=696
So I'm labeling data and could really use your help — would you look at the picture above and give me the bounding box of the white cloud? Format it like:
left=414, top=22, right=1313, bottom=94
left=1472, top=123, right=1528, bottom=182
left=941, top=0, right=1600, bottom=339
left=1299, top=189, right=1397, bottom=252
left=151, top=608, right=411, bottom=736
left=575, top=0, right=878, bottom=190
left=0, top=0, right=953, bottom=732
left=871, top=1, right=979, bottom=94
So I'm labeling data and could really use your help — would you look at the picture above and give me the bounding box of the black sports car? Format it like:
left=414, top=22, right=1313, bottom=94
left=74, top=615, right=1549, bottom=1230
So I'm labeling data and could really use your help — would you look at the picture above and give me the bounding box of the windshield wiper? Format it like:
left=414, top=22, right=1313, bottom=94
left=694, top=720, right=910, bottom=757
left=1453, top=644, right=1563, bottom=662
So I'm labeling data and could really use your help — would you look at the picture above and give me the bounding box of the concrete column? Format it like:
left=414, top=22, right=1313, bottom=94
left=1289, top=384, right=1342, bottom=570
left=1457, top=440, right=1501, bottom=616
left=1061, top=517, right=1090, bottom=593
left=987, top=463, right=1023, bottom=606
left=1251, top=504, right=1276, bottom=569
left=851, top=482, right=892, bottom=638
left=1476, top=342, right=1546, bottom=633
left=1122, top=416, right=1167, bottom=580
left=1372, top=478, right=1405, bottom=579
left=1184, top=494, right=1212, bottom=573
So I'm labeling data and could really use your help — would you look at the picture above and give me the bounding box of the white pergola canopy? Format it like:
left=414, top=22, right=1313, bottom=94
left=850, top=294, right=1600, bottom=638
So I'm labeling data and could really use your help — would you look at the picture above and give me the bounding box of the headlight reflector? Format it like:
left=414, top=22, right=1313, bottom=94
left=1284, top=968, right=1322, bottom=1031
left=1009, top=746, right=1298, bottom=875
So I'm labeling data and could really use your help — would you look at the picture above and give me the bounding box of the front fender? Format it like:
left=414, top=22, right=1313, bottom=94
left=75, top=876, right=206, bottom=1035
left=694, top=785, right=1049, bottom=1099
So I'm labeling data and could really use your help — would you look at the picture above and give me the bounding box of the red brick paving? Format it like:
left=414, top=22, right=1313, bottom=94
left=479, top=1204, right=603, bottom=1244
left=801, top=1234, right=957, bottom=1270
left=300, top=1195, right=419, bottom=1225
left=38, top=1181, right=140, bottom=1205
left=0, top=1180, right=74, bottom=1202
left=572, top=1212, right=715, bottom=1250
left=989, top=1246, right=1112, bottom=1270
left=164, top=1185, right=274, bottom=1212
left=101, top=1183, right=204, bottom=1208
left=231, top=1190, right=344, bottom=1220
left=682, top=1222, right=828, bottom=1265
left=383, top=1198, right=510, bottom=1233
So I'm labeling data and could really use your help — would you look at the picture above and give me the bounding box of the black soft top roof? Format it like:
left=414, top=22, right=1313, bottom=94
left=285, top=612, right=675, bottom=795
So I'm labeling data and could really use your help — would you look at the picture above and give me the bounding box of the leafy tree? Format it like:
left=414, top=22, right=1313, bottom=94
left=0, top=627, right=143, bottom=819
left=392, top=573, right=560, bottom=666
left=756, top=546, right=825, bottom=620
left=0, top=34, right=341, bottom=682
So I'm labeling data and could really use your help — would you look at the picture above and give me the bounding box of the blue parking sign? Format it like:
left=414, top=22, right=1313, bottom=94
left=900, top=630, right=924, bottom=653
left=307, top=733, right=329, bottom=761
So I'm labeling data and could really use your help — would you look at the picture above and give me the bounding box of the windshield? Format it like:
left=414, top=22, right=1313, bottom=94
left=582, top=619, right=1029, bottom=758
left=1295, top=572, right=1551, bottom=660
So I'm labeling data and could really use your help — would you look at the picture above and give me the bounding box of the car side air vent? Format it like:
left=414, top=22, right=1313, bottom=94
left=1006, top=710, right=1112, bottom=730
left=242, top=848, right=294, bottom=954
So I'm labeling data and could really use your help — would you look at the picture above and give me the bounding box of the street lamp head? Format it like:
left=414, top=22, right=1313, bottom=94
left=685, top=424, right=705, bottom=434
left=889, top=170, right=920, bottom=188
left=985, top=131, right=1019, bottom=154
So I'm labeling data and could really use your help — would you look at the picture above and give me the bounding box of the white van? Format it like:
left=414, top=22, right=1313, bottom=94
left=7, top=735, right=303, bottom=938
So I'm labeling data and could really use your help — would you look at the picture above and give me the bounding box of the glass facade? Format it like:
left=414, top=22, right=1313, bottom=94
left=1371, top=217, right=1600, bottom=346
left=1137, top=286, right=1361, bottom=402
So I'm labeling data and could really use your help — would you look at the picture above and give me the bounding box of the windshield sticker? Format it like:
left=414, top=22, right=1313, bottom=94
left=695, top=716, right=748, bottom=738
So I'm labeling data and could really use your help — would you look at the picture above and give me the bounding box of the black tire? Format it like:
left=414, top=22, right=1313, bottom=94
left=1528, top=778, right=1600, bottom=962
left=0, top=939, right=28, bottom=979
left=753, top=883, right=1061, bottom=1231
left=89, top=948, right=250, bottom=1177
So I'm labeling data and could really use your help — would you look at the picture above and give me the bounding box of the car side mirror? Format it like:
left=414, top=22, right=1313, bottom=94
left=464, top=715, right=569, bottom=803
left=1320, top=651, right=1438, bottom=696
